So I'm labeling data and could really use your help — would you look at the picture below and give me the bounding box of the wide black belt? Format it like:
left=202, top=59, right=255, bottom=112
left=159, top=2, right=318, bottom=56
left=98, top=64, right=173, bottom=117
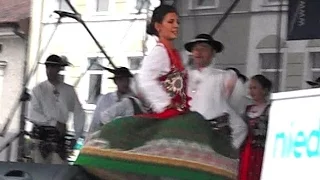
left=32, top=125, right=75, bottom=160
left=32, top=125, right=60, bottom=142
left=208, top=113, right=232, bottom=140
left=208, top=113, right=231, bottom=131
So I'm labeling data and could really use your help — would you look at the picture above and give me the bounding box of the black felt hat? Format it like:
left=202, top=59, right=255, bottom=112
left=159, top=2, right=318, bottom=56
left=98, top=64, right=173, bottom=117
left=184, top=34, right=224, bottom=53
left=105, top=67, right=133, bottom=79
left=306, top=77, right=320, bottom=87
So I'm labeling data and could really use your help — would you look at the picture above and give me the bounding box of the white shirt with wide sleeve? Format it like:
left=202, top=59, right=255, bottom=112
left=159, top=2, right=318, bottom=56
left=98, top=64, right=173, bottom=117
left=89, top=92, right=118, bottom=132
left=100, top=97, right=145, bottom=124
left=138, top=43, right=171, bottom=113
left=188, top=67, right=248, bottom=149
left=28, top=81, right=85, bottom=139
left=228, top=80, right=251, bottom=115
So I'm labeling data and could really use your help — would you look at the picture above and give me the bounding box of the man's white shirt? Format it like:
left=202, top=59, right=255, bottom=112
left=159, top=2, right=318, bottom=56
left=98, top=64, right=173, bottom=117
left=28, top=80, right=85, bottom=139
left=100, top=96, right=146, bottom=125
left=188, top=66, right=248, bottom=149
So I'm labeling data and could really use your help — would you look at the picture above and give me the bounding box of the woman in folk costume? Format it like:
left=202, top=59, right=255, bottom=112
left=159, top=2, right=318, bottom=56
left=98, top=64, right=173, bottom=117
left=238, top=75, right=272, bottom=180
left=75, top=5, right=238, bottom=180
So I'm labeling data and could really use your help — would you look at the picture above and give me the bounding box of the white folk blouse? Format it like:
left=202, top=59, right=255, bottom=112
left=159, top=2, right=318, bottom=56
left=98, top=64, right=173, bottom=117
left=138, top=43, right=172, bottom=113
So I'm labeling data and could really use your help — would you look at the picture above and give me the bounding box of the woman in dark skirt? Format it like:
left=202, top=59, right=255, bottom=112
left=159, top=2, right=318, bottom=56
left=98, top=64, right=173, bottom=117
left=238, top=75, right=272, bottom=180
left=75, top=4, right=239, bottom=180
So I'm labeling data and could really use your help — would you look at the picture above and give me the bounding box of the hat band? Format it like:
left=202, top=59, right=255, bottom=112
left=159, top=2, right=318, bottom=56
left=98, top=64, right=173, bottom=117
left=189, top=38, right=210, bottom=43
left=45, top=61, right=62, bottom=64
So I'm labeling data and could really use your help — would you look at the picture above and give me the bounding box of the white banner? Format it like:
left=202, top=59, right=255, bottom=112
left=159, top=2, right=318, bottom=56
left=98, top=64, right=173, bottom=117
left=261, top=88, right=320, bottom=180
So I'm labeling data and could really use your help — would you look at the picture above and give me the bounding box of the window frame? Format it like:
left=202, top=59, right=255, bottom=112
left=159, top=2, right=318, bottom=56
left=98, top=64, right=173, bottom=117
left=92, top=0, right=114, bottom=15
left=84, top=57, right=105, bottom=106
left=305, top=49, right=320, bottom=88
left=262, top=0, right=288, bottom=7
left=127, top=55, right=143, bottom=72
left=127, top=0, right=151, bottom=14
left=188, top=0, right=219, bottom=10
left=58, top=0, right=73, bottom=12
left=258, top=48, right=288, bottom=92
left=309, top=52, right=320, bottom=78
left=81, top=55, right=119, bottom=110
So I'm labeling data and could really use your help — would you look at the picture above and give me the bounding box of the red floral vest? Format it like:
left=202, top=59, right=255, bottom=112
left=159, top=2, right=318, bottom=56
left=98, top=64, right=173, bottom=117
left=138, top=43, right=190, bottom=119
left=158, top=45, right=190, bottom=112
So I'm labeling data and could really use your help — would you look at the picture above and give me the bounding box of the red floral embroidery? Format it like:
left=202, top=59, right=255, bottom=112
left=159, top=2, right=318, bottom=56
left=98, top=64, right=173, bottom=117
left=137, top=43, right=191, bottom=119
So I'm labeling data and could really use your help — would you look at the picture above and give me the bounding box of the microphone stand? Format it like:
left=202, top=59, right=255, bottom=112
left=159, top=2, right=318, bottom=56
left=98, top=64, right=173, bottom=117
left=209, top=0, right=241, bottom=36
left=62, top=0, right=116, bottom=69
left=53, top=12, right=116, bottom=69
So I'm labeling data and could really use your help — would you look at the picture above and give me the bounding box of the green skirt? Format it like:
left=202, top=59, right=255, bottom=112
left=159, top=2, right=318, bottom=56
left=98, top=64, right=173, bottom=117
left=75, top=112, right=238, bottom=180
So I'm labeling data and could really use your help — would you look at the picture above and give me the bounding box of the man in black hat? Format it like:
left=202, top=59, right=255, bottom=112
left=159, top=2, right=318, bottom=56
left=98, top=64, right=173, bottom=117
left=28, top=54, right=85, bottom=164
left=306, top=77, right=320, bottom=88
left=90, top=67, right=133, bottom=132
left=185, top=34, right=247, bottom=152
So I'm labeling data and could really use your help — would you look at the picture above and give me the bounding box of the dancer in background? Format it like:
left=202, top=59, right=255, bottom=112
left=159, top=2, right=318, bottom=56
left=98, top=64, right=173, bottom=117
left=100, top=74, right=150, bottom=125
left=185, top=34, right=248, bottom=150
left=238, top=74, right=272, bottom=180
left=29, top=54, right=85, bottom=164
left=89, top=67, right=133, bottom=132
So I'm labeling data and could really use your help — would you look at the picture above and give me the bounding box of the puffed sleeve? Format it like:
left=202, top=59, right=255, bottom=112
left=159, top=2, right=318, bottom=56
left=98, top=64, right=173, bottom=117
left=223, top=70, right=238, bottom=98
left=100, top=98, right=134, bottom=124
left=138, top=44, right=171, bottom=113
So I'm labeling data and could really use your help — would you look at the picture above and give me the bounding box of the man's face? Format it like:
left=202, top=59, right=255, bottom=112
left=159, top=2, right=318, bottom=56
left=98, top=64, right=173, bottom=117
left=114, top=77, right=131, bottom=94
left=191, top=43, right=216, bottom=68
left=46, top=64, right=61, bottom=81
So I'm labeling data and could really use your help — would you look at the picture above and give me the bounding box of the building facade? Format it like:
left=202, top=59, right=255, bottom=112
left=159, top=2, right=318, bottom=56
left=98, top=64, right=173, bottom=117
left=0, top=0, right=30, bottom=161
left=27, top=0, right=320, bottom=135
left=173, top=0, right=319, bottom=92
left=27, top=0, right=160, bottom=133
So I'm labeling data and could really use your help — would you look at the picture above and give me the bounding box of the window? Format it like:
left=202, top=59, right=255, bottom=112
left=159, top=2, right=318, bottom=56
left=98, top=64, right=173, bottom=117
left=96, top=0, right=110, bottom=12
left=134, top=0, right=150, bottom=13
left=86, top=58, right=104, bottom=104
left=189, top=0, right=219, bottom=9
left=58, top=0, right=73, bottom=12
left=255, top=35, right=287, bottom=92
left=128, top=56, right=143, bottom=70
left=259, top=53, right=283, bottom=92
left=263, top=0, right=288, bottom=6
left=127, top=0, right=156, bottom=14
left=0, top=44, right=2, bottom=53
left=309, top=52, right=320, bottom=80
